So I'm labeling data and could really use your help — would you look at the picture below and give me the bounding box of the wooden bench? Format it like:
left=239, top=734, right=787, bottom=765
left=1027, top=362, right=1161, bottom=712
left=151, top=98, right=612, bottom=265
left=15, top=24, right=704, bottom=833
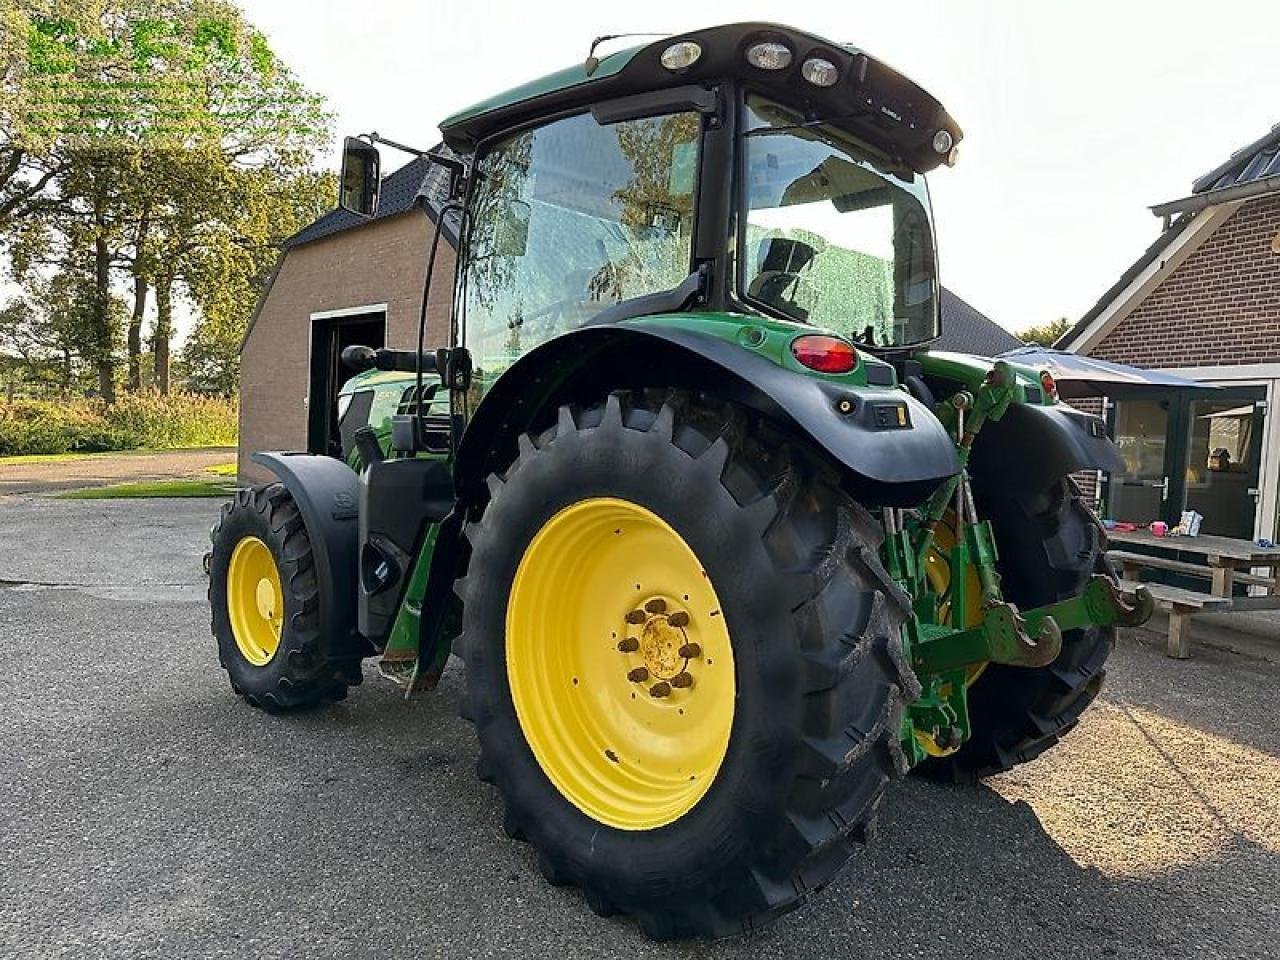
left=1118, top=578, right=1231, bottom=658
left=1110, top=550, right=1277, bottom=591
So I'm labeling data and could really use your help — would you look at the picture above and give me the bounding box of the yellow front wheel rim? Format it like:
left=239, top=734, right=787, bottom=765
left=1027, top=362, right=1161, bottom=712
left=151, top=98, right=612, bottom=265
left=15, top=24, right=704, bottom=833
left=506, top=497, right=736, bottom=831
left=227, top=536, right=284, bottom=667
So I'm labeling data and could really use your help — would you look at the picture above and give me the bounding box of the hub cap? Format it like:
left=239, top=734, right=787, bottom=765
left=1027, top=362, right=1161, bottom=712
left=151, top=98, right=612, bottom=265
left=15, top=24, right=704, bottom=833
left=505, top=497, right=736, bottom=831
left=227, top=536, right=284, bottom=666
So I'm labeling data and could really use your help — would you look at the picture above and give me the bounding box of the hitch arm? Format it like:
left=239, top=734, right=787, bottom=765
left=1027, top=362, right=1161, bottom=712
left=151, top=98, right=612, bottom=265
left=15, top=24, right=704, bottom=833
left=911, top=576, right=1153, bottom=675
left=1023, top=575, right=1154, bottom=634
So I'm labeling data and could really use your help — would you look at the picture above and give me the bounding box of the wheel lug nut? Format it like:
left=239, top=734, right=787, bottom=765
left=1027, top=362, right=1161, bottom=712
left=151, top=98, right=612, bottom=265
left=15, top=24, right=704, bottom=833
left=644, top=598, right=668, bottom=614
left=649, top=681, right=672, bottom=698
left=616, top=637, right=639, bottom=653
left=627, top=667, right=650, bottom=683
left=667, top=611, right=690, bottom=627
left=678, top=642, right=701, bottom=659
left=625, top=609, right=647, bottom=624
left=671, top=672, right=693, bottom=689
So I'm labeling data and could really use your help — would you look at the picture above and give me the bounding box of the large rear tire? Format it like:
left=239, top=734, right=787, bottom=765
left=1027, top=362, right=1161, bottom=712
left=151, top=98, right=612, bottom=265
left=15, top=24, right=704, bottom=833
left=456, top=391, right=919, bottom=939
left=209, top=485, right=360, bottom=711
left=921, top=478, right=1114, bottom=782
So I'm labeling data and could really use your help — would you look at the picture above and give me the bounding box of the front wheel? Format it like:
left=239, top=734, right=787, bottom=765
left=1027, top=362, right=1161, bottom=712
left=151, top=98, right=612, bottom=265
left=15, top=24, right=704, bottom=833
left=457, top=391, right=918, bottom=939
left=209, top=485, right=359, bottom=711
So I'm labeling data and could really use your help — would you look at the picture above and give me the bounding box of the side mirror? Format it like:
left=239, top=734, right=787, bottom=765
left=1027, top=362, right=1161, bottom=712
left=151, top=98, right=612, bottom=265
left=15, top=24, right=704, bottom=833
left=339, top=137, right=381, bottom=217
left=341, top=345, right=377, bottom=372
left=493, top=200, right=531, bottom=258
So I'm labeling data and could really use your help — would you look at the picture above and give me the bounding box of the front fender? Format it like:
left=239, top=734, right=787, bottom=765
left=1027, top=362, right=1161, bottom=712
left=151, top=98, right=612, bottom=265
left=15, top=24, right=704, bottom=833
left=251, top=452, right=370, bottom=659
left=456, top=325, right=960, bottom=508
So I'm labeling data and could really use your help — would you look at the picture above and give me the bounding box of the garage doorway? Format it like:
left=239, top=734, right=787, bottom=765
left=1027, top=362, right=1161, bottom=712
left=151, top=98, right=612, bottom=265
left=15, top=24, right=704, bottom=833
left=308, top=306, right=386, bottom=457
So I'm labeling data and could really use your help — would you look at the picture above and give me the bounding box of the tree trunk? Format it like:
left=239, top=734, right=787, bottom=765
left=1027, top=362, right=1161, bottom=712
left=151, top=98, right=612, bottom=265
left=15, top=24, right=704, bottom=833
left=126, top=213, right=150, bottom=391
left=94, top=231, right=115, bottom=402
left=127, top=272, right=148, bottom=391
left=154, top=277, right=173, bottom=395
left=91, top=176, right=116, bottom=403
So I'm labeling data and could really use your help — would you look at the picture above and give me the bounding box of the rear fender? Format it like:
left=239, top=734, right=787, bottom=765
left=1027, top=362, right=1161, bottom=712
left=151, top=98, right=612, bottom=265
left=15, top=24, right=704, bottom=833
left=251, top=452, right=371, bottom=660
left=455, top=325, right=961, bottom=509
left=969, top=402, right=1124, bottom=494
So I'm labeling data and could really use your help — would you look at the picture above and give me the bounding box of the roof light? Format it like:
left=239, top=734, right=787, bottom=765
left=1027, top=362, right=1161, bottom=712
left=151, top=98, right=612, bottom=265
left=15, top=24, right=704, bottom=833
left=660, top=41, right=702, bottom=72
left=1040, top=370, right=1058, bottom=398
left=800, top=57, right=839, bottom=87
left=932, top=130, right=954, bottom=154
left=791, top=335, right=857, bottom=374
left=746, top=41, right=792, bottom=71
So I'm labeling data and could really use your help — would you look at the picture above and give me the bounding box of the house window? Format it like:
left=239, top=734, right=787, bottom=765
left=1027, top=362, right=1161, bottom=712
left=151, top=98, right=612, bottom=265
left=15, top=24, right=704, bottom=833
left=461, top=109, right=701, bottom=402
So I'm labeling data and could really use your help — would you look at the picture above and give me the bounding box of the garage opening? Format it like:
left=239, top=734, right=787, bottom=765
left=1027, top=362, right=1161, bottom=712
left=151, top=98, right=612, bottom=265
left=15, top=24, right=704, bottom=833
left=308, top=309, right=386, bottom=457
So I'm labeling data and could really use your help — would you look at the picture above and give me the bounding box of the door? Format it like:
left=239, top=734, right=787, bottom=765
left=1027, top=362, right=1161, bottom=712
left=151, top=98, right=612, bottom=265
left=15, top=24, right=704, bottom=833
left=458, top=107, right=703, bottom=419
left=1104, top=387, right=1266, bottom=537
left=1106, top=396, right=1175, bottom=526
left=1183, top=388, right=1265, bottom=538
left=308, top=311, right=386, bottom=457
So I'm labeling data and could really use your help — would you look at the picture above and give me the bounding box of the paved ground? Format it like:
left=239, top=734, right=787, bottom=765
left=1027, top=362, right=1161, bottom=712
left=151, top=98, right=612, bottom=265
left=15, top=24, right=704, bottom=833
left=0, top=447, right=236, bottom=496
left=1, top=496, right=1277, bottom=959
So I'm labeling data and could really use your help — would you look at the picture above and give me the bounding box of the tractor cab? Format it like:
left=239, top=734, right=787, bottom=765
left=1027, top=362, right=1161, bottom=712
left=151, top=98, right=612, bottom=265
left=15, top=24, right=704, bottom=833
left=339, top=24, right=961, bottom=412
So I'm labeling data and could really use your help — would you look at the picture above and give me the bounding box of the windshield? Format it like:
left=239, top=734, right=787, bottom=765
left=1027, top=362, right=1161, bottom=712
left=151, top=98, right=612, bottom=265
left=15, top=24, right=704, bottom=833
left=740, top=95, right=939, bottom=347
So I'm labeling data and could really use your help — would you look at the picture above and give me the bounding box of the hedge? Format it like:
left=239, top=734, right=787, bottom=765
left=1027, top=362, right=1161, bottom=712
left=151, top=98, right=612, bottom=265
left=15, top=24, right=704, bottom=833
left=0, top=393, right=238, bottom=456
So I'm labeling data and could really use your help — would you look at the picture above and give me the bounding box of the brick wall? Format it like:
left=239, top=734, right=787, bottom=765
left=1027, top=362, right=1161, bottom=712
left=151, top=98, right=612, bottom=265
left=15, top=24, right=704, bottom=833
left=1089, top=194, right=1280, bottom=366
left=238, top=211, right=455, bottom=482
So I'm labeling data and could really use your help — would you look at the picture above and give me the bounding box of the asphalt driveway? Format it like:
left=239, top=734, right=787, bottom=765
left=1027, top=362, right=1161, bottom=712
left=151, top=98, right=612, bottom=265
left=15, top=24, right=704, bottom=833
left=1, top=496, right=1277, bottom=959
left=0, top=447, right=235, bottom=496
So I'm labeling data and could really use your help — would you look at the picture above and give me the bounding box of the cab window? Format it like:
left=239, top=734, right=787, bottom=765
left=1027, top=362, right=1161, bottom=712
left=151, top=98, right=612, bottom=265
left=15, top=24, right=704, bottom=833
left=461, top=109, right=700, bottom=405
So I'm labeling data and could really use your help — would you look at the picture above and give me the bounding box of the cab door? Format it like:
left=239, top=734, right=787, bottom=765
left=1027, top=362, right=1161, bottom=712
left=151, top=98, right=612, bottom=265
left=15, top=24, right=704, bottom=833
left=456, top=107, right=703, bottom=421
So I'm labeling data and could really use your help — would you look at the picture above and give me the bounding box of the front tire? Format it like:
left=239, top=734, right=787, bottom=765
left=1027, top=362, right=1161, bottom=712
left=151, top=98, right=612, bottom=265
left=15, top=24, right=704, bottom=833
left=209, top=485, right=359, bottom=711
left=457, top=391, right=918, bottom=939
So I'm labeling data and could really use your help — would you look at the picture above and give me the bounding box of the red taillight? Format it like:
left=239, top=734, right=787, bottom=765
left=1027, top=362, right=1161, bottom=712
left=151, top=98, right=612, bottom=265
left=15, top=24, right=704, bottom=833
left=791, top=335, right=857, bottom=374
left=1040, top=370, right=1058, bottom=398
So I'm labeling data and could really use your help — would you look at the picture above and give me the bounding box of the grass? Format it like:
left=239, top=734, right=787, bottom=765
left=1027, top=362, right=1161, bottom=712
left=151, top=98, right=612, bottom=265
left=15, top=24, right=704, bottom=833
left=0, top=393, right=237, bottom=457
left=206, top=461, right=238, bottom=476
left=58, top=477, right=238, bottom=500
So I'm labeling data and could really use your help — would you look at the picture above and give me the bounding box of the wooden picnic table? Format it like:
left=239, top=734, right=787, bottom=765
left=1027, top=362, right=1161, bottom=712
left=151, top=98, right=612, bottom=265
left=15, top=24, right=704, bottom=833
left=1107, top=528, right=1280, bottom=607
left=1106, top=529, right=1280, bottom=657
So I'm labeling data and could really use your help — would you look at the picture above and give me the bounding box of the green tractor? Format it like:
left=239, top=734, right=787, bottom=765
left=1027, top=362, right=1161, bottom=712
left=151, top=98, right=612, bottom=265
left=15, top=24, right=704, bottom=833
left=208, top=23, right=1152, bottom=939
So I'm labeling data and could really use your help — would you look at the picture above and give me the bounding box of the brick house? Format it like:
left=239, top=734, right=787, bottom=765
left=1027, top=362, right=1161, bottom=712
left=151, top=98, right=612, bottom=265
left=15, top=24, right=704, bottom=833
left=237, top=156, right=456, bottom=482
left=1057, top=125, right=1280, bottom=540
left=238, top=157, right=1019, bottom=481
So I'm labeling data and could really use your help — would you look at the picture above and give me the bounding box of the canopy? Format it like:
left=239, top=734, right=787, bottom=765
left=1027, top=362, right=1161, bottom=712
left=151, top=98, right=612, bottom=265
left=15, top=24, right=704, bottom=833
left=997, top=346, right=1216, bottom=399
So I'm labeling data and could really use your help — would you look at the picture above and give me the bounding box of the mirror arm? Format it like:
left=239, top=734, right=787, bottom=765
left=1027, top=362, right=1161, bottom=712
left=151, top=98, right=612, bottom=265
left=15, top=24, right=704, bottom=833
left=363, top=132, right=469, bottom=200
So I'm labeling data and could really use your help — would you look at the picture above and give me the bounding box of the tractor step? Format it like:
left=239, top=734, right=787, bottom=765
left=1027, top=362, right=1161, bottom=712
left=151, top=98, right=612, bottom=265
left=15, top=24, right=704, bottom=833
left=377, top=658, right=416, bottom=687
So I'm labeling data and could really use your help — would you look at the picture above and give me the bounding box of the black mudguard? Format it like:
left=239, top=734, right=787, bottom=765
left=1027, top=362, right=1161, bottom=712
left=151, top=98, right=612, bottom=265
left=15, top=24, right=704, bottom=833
left=251, top=452, right=370, bottom=660
left=969, top=402, right=1124, bottom=494
left=455, top=324, right=960, bottom=508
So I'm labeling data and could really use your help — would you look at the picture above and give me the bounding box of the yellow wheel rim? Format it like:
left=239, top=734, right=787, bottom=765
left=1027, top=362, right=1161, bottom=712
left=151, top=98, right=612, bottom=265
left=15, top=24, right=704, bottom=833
left=506, top=497, right=736, bottom=831
left=226, top=536, right=284, bottom=667
left=918, top=513, right=987, bottom=758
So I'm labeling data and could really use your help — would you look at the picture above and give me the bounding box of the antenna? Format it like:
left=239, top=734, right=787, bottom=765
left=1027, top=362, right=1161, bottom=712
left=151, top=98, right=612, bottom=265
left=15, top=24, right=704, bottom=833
left=584, top=32, right=670, bottom=76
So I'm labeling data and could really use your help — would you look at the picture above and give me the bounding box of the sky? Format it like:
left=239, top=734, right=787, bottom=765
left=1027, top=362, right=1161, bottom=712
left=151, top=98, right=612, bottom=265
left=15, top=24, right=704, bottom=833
left=230, top=0, right=1279, bottom=336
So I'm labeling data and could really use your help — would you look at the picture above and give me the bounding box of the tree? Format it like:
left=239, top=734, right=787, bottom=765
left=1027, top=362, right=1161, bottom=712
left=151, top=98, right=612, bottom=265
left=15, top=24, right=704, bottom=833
left=0, top=268, right=125, bottom=393
left=179, top=166, right=335, bottom=393
left=1017, top=316, right=1071, bottom=347
left=1, top=0, right=332, bottom=398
